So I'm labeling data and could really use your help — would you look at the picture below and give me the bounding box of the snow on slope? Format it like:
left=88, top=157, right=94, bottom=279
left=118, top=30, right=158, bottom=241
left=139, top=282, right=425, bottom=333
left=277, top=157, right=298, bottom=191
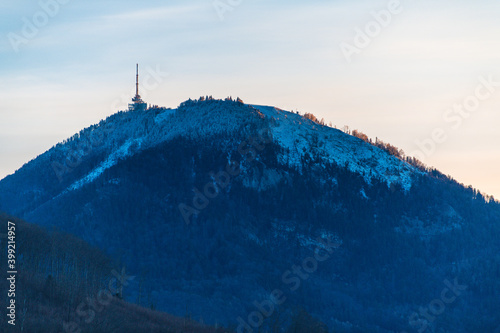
left=62, top=100, right=420, bottom=193
left=67, top=138, right=143, bottom=191
left=252, top=105, right=420, bottom=189
left=62, top=101, right=265, bottom=192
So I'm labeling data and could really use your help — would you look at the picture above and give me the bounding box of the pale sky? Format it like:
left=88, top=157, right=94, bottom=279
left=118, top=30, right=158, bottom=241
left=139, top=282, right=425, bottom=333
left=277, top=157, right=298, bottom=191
left=1, top=0, right=500, bottom=198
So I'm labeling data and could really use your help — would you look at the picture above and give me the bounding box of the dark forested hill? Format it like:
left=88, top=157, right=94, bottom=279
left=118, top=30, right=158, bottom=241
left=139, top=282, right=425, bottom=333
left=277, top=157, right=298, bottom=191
left=0, top=212, right=231, bottom=333
left=1, top=98, right=499, bottom=332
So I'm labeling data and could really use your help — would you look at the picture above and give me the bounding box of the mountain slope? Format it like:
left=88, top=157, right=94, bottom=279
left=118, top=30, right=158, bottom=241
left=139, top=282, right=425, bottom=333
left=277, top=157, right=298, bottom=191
left=1, top=98, right=500, bottom=332
left=252, top=105, right=418, bottom=189
left=0, top=99, right=418, bottom=219
left=0, top=212, right=231, bottom=333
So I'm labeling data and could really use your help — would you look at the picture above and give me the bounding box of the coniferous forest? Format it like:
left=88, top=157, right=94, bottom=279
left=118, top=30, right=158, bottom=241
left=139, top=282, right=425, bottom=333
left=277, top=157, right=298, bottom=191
left=1, top=99, right=499, bottom=332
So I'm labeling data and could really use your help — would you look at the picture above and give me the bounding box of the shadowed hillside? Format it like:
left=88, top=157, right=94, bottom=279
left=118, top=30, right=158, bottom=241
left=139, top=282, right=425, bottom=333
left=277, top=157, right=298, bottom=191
left=1, top=98, right=500, bottom=332
left=0, top=212, right=232, bottom=333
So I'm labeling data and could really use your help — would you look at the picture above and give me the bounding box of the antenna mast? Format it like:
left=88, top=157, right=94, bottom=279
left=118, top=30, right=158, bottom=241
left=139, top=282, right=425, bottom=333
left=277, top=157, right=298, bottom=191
left=129, top=63, right=147, bottom=111
left=135, top=63, right=139, bottom=98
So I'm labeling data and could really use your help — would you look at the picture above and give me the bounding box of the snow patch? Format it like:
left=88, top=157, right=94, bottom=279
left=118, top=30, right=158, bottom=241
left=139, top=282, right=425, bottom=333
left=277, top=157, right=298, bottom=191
left=252, top=105, right=422, bottom=190
left=67, top=138, right=143, bottom=191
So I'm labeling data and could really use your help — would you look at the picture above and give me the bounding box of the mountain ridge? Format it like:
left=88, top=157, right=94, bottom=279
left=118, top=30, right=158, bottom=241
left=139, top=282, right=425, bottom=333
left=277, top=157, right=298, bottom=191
left=0, top=97, right=423, bottom=219
left=1, top=97, right=499, bottom=332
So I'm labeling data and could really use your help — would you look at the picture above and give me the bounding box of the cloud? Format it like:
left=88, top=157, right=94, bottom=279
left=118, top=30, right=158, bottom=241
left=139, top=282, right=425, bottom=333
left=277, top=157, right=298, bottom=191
left=100, top=3, right=209, bottom=21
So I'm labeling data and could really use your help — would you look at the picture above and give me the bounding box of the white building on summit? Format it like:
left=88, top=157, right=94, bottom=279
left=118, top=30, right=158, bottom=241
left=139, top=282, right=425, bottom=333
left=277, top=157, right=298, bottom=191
left=129, top=64, right=147, bottom=111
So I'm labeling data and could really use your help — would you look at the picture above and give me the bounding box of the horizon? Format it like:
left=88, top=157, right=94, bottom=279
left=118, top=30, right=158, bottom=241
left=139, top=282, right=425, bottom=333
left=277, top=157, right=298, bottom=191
left=1, top=0, right=500, bottom=197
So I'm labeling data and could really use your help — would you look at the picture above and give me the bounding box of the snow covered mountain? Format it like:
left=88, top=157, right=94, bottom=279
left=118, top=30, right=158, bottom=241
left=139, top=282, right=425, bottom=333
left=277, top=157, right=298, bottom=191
left=252, top=105, right=419, bottom=189
left=2, top=98, right=419, bottom=212
left=1, top=98, right=499, bottom=332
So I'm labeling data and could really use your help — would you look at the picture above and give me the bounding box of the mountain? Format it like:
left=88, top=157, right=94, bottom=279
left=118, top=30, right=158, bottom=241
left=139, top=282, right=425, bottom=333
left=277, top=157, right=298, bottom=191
left=1, top=97, right=500, bottom=332
left=0, top=212, right=231, bottom=333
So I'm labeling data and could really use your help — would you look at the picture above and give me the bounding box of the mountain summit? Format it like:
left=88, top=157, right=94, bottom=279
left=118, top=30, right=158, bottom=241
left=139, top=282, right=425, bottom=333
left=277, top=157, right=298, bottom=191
left=1, top=97, right=499, bottom=332
left=0, top=98, right=418, bottom=215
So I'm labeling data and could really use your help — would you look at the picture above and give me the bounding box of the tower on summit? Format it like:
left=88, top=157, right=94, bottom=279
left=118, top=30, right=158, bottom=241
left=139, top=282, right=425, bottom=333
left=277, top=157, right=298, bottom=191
left=129, top=64, right=147, bottom=111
